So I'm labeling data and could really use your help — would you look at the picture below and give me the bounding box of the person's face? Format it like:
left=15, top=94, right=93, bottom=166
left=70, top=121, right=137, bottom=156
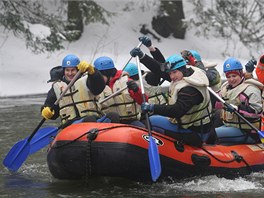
left=169, top=69, right=183, bottom=82
left=64, top=67, right=78, bottom=81
left=103, top=75, right=108, bottom=83
left=226, top=73, right=242, bottom=87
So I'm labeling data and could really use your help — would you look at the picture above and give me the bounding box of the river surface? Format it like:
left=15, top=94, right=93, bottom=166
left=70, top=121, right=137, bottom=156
left=0, top=94, right=263, bottom=198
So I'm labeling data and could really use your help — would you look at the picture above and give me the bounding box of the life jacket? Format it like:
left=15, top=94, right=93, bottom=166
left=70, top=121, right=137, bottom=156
left=210, top=79, right=222, bottom=93
left=53, top=75, right=101, bottom=124
left=100, top=72, right=141, bottom=121
left=168, top=66, right=212, bottom=129
left=114, top=73, right=141, bottom=121
left=203, top=62, right=222, bottom=92
left=98, top=85, right=117, bottom=114
left=138, top=72, right=167, bottom=105
left=221, top=78, right=263, bottom=130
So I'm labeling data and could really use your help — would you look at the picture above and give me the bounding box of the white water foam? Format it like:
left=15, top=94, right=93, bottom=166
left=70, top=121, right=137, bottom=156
left=160, top=175, right=263, bottom=193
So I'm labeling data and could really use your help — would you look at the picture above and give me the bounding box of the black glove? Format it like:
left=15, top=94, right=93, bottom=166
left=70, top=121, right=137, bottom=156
left=181, top=50, right=192, bottom=60
left=141, top=102, right=154, bottom=113
left=127, top=80, right=139, bottom=92
left=225, top=104, right=238, bottom=113
left=130, top=47, right=145, bottom=59
left=245, top=59, right=257, bottom=73
left=139, top=36, right=152, bottom=47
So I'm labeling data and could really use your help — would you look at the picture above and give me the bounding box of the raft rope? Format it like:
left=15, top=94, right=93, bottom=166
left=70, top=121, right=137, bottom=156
left=200, top=147, right=252, bottom=172
left=51, top=124, right=252, bottom=173
left=51, top=125, right=148, bottom=182
left=201, top=147, right=241, bottom=164
left=86, top=133, right=91, bottom=184
left=51, top=125, right=129, bottom=149
left=86, top=128, right=99, bottom=183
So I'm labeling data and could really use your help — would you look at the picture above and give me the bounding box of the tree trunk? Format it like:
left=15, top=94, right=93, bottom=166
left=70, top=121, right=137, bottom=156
left=66, top=1, right=83, bottom=41
left=152, top=0, right=186, bottom=39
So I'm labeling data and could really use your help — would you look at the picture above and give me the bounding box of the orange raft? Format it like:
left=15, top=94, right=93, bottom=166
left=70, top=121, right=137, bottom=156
left=47, top=122, right=264, bottom=182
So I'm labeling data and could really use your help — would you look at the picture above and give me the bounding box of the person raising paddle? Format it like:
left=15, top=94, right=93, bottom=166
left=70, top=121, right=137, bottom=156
left=130, top=49, right=215, bottom=147
left=123, top=62, right=167, bottom=105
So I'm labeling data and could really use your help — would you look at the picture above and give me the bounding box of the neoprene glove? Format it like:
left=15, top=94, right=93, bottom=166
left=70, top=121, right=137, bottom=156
left=77, top=61, right=95, bottom=74
left=181, top=50, right=196, bottom=66
left=181, top=50, right=192, bottom=60
left=130, top=47, right=145, bottom=59
left=245, top=59, right=257, bottom=73
left=139, top=36, right=152, bottom=47
left=42, top=106, right=55, bottom=119
left=225, top=104, right=238, bottom=113
left=141, top=102, right=154, bottom=113
left=127, top=80, right=139, bottom=92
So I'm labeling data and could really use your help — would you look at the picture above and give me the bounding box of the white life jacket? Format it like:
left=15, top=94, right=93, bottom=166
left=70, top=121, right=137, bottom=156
left=98, top=85, right=117, bottom=114
left=169, top=66, right=212, bottom=129
left=221, top=78, right=263, bottom=129
left=53, top=75, right=101, bottom=124
left=140, top=72, right=167, bottom=105
left=113, top=73, right=141, bottom=121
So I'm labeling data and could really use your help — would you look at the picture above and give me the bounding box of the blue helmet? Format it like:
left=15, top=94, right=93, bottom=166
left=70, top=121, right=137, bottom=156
left=165, top=54, right=186, bottom=72
left=223, top=57, right=243, bottom=73
left=189, top=50, right=201, bottom=61
left=124, top=63, right=138, bottom=77
left=62, top=54, right=80, bottom=68
left=94, top=56, right=115, bottom=71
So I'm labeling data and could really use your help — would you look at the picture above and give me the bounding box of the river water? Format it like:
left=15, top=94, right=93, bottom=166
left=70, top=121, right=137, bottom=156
left=0, top=94, right=263, bottom=198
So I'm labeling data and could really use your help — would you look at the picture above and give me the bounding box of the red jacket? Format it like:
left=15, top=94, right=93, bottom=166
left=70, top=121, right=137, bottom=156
left=256, top=67, right=264, bottom=84
left=256, top=56, right=264, bottom=85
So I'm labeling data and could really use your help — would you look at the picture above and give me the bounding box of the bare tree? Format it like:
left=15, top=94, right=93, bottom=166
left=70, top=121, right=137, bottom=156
left=189, top=0, right=264, bottom=56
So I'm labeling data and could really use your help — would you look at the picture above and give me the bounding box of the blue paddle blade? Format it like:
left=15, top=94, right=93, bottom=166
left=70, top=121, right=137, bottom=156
left=3, top=126, right=58, bottom=172
left=258, top=131, right=264, bottom=143
left=3, top=139, right=30, bottom=172
left=29, top=127, right=58, bottom=154
left=148, top=136, right=161, bottom=182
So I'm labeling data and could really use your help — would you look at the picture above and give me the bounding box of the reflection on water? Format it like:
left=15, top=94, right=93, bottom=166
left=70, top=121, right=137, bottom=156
left=0, top=94, right=263, bottom=198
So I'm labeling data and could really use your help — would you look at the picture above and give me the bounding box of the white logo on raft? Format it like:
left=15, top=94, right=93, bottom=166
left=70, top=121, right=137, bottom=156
left=142, top=134, right=164, bottom=146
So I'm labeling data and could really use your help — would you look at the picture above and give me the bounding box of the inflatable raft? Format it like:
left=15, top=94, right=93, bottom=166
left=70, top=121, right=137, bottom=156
left=47, top=123, right=264, bottom=182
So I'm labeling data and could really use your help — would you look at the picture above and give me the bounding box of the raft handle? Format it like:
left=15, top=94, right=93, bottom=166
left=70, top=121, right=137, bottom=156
left=174, top=141, right=185, bottom=152
left=231, top=150, right=243, bottom=163
left=87, top=128, right=99, bottom=141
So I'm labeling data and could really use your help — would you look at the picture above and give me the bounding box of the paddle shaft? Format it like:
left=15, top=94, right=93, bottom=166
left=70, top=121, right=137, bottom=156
left=99, top=86, right=128, bottom=104
left=102, top=41, right=143, bottom=103
left=135, top=56, right=151, bottom=132
left=207, top=86, right=259, bottom=132
left=122, top=42, right=143, bottom=71
left=136, top=56, right=161, bottom=182
left=3, top=69, right=83, bottom=172
left=54, top=70, right=82, bottom=105
left=27, top=70, right=82, bottom=142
